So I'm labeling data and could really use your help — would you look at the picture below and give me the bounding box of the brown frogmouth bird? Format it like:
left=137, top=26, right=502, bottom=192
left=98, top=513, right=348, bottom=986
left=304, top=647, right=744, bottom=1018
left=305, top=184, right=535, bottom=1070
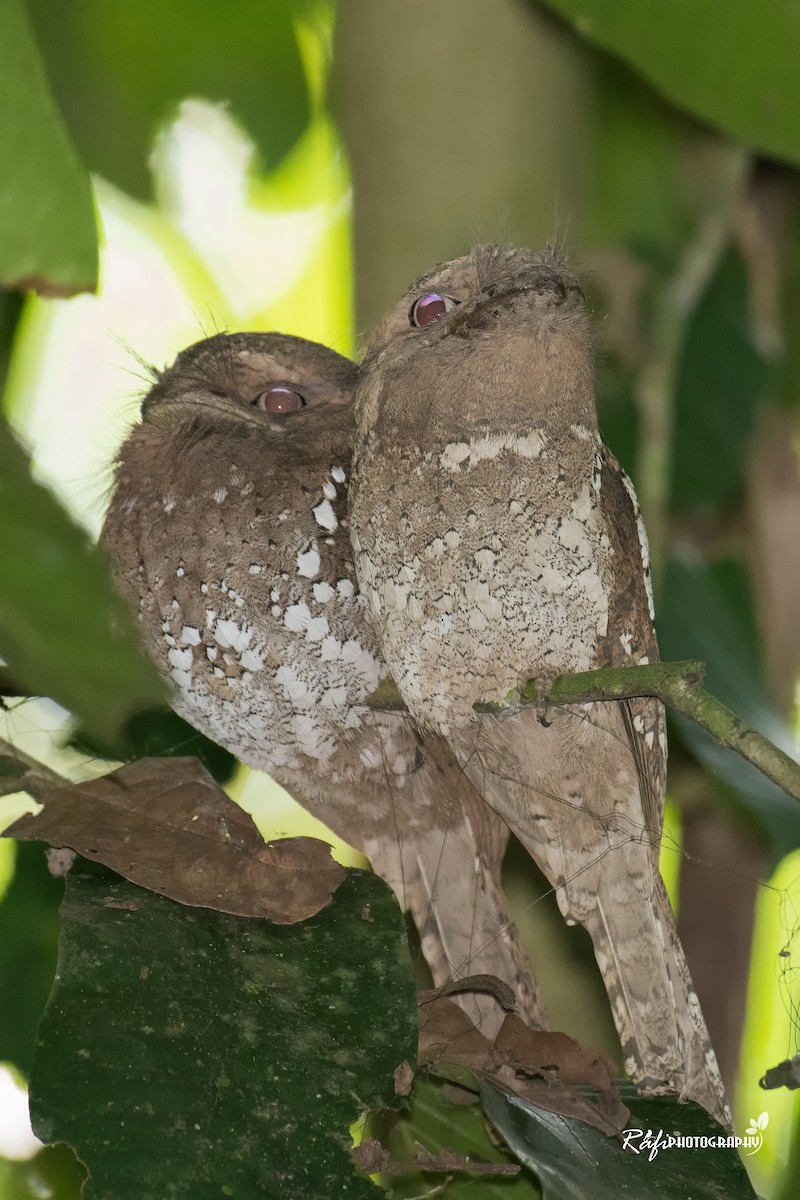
left=348, top=246, right=729, bottom=1124
left=102, top=331, right=544, bottom=1032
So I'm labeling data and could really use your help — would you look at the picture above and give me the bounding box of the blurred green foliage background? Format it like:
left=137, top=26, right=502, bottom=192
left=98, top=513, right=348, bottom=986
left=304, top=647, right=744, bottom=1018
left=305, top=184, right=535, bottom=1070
left=1, top=1, right=800, bottom=1196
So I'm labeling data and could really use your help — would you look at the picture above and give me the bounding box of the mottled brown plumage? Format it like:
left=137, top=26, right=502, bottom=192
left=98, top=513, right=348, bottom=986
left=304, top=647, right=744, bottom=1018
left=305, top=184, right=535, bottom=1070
left=349, top=245, right=729, bottom=1123
left=102, top=331, right=544, bottom=1033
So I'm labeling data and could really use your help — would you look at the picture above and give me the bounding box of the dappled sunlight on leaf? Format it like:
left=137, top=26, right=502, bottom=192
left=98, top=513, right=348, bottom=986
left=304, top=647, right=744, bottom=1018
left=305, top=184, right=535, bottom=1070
left=153, top=100, right=351, bottom=331
left=30, top=865, right=416, bottom=1199
left=5, top=98, right=351, bottom=535
left=230, top=765, right=368, bottom=870
left=736, top=848, right=800, bottom=1194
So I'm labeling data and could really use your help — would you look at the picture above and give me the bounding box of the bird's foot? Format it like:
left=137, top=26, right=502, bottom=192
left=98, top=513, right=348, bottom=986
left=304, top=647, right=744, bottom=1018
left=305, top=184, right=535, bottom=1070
left=524, top=667, right=560, bottom=727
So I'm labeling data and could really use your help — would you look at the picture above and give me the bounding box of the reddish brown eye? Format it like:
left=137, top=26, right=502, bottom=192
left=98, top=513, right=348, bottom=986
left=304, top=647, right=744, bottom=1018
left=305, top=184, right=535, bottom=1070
left=253, top=387, right=306, bottom=415
left=410, top=293, right=459, bottom=328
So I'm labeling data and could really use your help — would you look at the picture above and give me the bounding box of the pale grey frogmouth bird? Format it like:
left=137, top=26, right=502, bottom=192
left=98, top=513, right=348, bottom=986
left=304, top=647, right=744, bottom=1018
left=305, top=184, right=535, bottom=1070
left=348, top=246, right=729, bottom=1124
left=102, top=331, right=543, bottom=1031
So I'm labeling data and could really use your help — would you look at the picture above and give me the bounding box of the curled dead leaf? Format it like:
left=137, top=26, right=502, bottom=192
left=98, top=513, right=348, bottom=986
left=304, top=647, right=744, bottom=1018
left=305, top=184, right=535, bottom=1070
left=5, top=756, right=345, bottom=923
left=418, top=992, right=495, bottom=1072
left=493, top=1013, right=618, bottom=1091
left=418, top=992, right=629, bottom=1138
left=433, top=973, right=517, bottom=1011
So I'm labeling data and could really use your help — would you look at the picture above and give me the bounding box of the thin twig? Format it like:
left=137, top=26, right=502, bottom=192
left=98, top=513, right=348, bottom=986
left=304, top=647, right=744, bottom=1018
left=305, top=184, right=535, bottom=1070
left=366, top=660, right=800, bottom=805
left=7, top=660, right=800, bottom=811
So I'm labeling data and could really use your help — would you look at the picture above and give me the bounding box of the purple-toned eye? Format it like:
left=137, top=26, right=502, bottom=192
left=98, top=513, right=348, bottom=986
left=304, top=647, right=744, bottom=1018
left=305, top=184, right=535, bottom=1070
left=410, top=293, right=459, bottom=328
left=253, top=387, right=306, bottom=415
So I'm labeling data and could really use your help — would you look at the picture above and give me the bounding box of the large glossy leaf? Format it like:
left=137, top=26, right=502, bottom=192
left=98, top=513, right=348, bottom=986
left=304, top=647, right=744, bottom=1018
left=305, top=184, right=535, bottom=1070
left=0, top=418, right=165, bottom=743
left=481, top=1079, right=757, bottom=1199
left=25, top=0, right=313, bottom=201
left=658, top=556, right=800, bottom=867
left=539, top=0, right=800, bottom=167
left=383, top=1075, right=542, bottom=1199
left=0, top=0, right=97, bottom=294
left=0, top=842, right=62, bottom=1075
left=30, top=863, right=417, bottom=1200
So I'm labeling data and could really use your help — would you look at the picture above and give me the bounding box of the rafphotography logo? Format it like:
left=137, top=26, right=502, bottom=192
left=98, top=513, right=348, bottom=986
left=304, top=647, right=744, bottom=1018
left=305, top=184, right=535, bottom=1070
left=622, top=1112, right=768, bottom=1161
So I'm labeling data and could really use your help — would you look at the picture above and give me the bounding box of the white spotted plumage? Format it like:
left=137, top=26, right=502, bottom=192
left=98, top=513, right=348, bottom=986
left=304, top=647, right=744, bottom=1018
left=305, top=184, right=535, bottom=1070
left=350, top=243, right=729, bottom=1126
left=103, top=330, right=544, bottom=1037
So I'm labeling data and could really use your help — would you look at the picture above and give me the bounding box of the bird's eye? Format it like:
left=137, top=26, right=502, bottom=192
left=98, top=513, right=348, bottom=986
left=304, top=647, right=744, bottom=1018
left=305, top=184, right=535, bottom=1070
left=409, top=293, right=460, bottom=328
left=252, top=387, right=306, bottom=415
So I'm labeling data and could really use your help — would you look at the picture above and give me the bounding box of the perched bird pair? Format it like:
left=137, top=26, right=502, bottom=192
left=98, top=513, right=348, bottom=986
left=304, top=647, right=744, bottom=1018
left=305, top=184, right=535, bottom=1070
left=103, top=245, right=729, bottom=1125
left=103, top=329, right=541, bottom=1035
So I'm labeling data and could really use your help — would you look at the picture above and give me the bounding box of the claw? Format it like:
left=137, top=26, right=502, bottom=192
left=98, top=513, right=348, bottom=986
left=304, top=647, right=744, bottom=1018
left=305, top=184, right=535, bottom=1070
left=531, top=668, right=560, bottom=727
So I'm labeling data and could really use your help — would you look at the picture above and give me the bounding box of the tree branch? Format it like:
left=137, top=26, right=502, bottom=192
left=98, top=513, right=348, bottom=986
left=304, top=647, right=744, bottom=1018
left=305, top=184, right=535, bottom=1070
left=366, top=660, right=800, bottom=805
left=6, top=661, right=800, bottom=811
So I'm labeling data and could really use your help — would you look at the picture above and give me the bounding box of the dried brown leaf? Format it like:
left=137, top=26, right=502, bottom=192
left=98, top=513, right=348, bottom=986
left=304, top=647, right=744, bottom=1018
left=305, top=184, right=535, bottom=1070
left=351, top=1138, right=390, bottom=1175
left=5, top=756, right=345, bottom=923
left=418, top=995, right=629, bottom=1138
left=351, top=1136, right=519, bottom=1177
left=490, top=1062, right=629, bottom=1137
left=492, top=1013, right=618, bottom=1090
left=394, top=1059, right=414, bottom=1096
left=418, top=992, right=495, bottom=1072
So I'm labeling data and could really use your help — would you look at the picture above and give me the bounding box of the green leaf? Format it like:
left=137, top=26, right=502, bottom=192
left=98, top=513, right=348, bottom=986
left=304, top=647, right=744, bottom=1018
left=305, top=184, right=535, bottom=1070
left=0, top=418, right=165, bottom=744
left=383, top=1074, right=541, bottom=1200
left=25, top=0, right=312, bottom=201
left=658, top=556, right=800, bottom=867
left=539, top=0, right=800, bottom=167
left=0, top=0, right=97, bottom=294
left=481, top=1080, right=757, bottom=1199
left=671, top=248, right=772, bottom=512
left=30, top=863, right=417, bottom=1200
left=0, top=842, right=62, bottom=1075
